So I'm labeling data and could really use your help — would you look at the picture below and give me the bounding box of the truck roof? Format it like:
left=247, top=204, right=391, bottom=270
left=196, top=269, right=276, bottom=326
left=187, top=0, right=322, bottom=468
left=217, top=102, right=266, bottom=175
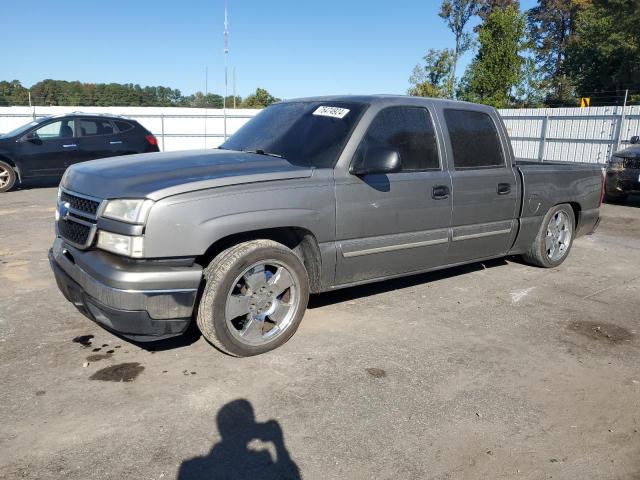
left=282, top=94, right=495, bottom=111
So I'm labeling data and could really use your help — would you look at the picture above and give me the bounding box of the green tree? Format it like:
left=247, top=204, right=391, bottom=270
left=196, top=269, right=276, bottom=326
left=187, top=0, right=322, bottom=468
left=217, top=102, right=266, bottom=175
left=408, top=49, right=455, bottom=98
left=565, top=0, right=640, bottom=103
left=459, top=6, right=527, bottom=108
left=527, top=0, right=590, bottom=105
left=0, top=80, right=30, bottom=106
left=241, top=88, right=280, bottom=108
left=439, top=0, right=483, bottom=98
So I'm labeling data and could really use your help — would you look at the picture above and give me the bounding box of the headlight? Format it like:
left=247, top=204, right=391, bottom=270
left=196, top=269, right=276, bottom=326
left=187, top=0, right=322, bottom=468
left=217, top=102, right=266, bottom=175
left=609, top=157, right=625, bottom=172
left=102, top=199, right=154, bottom=224
left=96, top=231, right=144, bottom=258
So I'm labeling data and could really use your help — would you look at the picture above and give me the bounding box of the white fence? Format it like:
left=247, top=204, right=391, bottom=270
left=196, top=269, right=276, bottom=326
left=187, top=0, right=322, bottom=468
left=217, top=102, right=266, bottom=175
left=1, top=105, right=639, bottom=163
left=0, top=106, right=259, bottom=152
left=500, top=105, right=640, bottom=164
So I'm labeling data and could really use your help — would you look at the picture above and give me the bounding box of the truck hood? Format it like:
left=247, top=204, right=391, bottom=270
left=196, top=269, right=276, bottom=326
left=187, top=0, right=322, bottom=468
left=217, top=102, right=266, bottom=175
left=62, top=149, right=313, bottom=201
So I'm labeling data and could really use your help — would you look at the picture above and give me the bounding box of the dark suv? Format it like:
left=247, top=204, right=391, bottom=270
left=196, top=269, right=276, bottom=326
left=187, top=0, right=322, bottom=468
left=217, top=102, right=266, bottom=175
left=0, top=113, right=159, bottom=192
left=606, top=135, right=640, bottom=202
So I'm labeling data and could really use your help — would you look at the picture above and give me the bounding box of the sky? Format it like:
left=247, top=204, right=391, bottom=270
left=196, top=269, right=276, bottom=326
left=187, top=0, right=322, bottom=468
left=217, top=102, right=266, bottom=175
left=2, top=0, right=537, bottom=100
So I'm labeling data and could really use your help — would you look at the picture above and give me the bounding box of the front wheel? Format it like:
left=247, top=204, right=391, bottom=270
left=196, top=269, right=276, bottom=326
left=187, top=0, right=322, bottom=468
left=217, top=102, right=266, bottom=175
left=0, top=161, right=17, bottom=193
left=522, top=204, right=575, bottom=268
left=196, top=240, right=310, bottom=357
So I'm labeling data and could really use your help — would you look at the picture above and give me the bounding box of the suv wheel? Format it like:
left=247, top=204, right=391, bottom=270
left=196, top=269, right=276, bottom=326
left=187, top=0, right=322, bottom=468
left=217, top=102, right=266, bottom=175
left=0, top=161, right=17, bottom=192
left=197, top=240, right=310, bottom=357
left=522, top=204, right=575, bottom=268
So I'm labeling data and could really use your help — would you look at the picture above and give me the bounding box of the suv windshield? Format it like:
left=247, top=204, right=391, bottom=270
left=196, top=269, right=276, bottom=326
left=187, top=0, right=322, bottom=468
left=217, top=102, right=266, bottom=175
left=220, top=101, right=367, bottom=168
left=1, top=118, right=46, bottom=138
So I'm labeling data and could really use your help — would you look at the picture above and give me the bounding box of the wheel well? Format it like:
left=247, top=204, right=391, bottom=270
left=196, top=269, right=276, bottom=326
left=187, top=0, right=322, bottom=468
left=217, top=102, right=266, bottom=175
left=197, top=227, right=323, bottom=293
left=567, top=202, right=581, bottom=227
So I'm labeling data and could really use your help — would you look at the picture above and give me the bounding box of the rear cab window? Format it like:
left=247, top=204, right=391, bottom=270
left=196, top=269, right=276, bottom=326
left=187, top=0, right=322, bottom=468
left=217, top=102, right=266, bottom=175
left=355, top=106, right=440, bottom=171
left=444, top=109, right=504, bottom=169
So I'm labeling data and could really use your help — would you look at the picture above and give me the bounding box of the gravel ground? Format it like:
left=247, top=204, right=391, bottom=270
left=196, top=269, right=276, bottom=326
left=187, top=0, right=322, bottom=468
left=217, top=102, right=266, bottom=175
left=1, top=182, right=639, bottom=480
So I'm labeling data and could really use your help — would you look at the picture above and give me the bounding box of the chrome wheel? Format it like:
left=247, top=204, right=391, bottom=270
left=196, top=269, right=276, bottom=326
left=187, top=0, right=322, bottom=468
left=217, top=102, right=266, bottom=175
left=545, top=210, right=572, bottom=261
left=0, top=165, right=10, bottom=189
left=225, top=260, right=299, bottom=346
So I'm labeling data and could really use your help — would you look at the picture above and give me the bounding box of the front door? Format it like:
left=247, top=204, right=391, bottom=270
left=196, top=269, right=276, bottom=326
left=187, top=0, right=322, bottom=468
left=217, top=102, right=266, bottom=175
left=16, top=119, right=80, bottom=177
left=440, top=108, right=519, bottom=264
left=335, top=105, right=452, bottom=285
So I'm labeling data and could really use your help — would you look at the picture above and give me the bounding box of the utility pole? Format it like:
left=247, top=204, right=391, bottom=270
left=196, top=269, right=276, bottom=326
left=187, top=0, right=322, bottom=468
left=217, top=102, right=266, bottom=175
left=617, top=89, right=629, bottom=150
left=204, top=66, right=208, bottom=148
left=28, top=91, right=35, bottom=120
left=233, top=67, right=236, bottom=109
left=223, top=0, right=229, bottom=140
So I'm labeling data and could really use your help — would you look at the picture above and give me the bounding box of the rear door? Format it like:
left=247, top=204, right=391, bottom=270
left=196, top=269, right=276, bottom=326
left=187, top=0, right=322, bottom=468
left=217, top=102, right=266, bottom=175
left=15, top=119, right=80, bottom=177
left=439, top=108, right=518, bottom=264
left=75, top=118, right=122, bottom=164
left=334, top=104, right=452, bottom=285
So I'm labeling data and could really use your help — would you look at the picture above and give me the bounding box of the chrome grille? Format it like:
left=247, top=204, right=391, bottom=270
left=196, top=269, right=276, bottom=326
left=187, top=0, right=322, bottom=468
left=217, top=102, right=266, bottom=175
left=60, top=191, right=100, bottom=216
left=59, top=218, right=92, bottom=245
left=623, top=158, right=640, bottom=169
left=57, top=189, right=103, bottom=249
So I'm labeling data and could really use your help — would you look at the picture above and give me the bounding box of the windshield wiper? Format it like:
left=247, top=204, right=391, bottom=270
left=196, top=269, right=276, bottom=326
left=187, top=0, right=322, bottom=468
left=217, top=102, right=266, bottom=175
left=243, top=149, right=283, bottom=159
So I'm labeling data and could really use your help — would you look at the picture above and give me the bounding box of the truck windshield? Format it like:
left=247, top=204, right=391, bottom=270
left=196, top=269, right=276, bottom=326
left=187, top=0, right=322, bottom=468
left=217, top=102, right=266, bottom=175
left=220, top=101, right=367, bottom=168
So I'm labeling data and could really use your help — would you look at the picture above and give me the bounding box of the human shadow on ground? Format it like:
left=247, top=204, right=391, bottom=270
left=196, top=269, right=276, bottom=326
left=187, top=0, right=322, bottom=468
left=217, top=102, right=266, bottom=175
left=177, top=399, right=301, bottom=480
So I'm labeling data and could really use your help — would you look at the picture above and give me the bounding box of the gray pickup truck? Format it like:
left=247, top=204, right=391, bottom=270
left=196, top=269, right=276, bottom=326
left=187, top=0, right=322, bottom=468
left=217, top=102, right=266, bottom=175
left=49, top=96, right=603, bottom=356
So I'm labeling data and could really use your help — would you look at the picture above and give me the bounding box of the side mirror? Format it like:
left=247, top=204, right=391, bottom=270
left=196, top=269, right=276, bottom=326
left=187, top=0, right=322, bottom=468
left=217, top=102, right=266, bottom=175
left=350, top=146, right=402, bottom=175
left=630, top=136, right=639, bottom=145
left=22, top=132, right=41, bottom=144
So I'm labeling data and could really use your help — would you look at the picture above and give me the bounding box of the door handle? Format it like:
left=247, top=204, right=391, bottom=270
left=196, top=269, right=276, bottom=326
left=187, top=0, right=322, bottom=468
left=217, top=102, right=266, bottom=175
left=497, top=183, right=511, bottom=195
left=109, top=140, right=123, bottom=145
left=62, top=144, right=77, bottom=148
left=432, top=185, right=450, bottom=200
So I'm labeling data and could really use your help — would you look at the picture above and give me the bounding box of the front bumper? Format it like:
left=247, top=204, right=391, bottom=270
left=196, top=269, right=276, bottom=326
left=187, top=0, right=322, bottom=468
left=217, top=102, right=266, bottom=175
left=49, top=237, right=203, bottom=341
left=606, top=170, right=640, bottom=195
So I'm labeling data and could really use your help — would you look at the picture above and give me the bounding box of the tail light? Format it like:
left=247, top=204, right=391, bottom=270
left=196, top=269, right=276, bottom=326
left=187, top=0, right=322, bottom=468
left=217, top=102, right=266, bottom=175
left=598, top=167, right=606, bottom=207
left=145, top=134, right=158, bottom=146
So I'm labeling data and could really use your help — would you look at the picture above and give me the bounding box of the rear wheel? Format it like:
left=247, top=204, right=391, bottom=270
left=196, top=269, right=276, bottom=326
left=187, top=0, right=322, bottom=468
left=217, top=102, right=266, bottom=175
left=196, top=240, right=310, bottom=357
left=0, top=161, right=17, bottom=193
left=522, top=204, right=575, bottom=268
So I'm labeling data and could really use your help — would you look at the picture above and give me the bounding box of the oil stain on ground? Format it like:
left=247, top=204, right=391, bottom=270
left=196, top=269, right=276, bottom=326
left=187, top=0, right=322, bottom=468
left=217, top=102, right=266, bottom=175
left=72, top=335, right=94, bottom=347
left=86, top=354, right=112, bottom=362
left=569, top=321, right=633, bottom=344
left=90, top=363, right=144, bottom=382
left=365, top=367, right=387, bottom=378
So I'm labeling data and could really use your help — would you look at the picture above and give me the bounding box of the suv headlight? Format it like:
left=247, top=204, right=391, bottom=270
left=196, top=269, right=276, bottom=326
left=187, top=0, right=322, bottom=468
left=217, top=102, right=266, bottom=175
left=96, top=231, right=145, bottom=258
left=609, top=157, right=625, bottom=172
left=102, top=199, right=154, bottom=224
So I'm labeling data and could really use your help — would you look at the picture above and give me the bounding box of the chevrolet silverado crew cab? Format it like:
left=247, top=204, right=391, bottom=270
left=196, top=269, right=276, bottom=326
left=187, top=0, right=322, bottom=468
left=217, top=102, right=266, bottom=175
left=49, top=96, right=603, bottom=356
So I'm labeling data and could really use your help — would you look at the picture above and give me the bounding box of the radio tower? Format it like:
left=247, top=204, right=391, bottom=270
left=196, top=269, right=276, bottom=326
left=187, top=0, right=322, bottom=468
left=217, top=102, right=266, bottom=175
left=223, top=0, right=229, bottom=140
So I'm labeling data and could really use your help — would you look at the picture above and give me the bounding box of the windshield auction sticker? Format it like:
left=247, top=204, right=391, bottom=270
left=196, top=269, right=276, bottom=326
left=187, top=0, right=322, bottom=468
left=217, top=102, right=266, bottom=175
left=313, top=106, right=350, bottom=119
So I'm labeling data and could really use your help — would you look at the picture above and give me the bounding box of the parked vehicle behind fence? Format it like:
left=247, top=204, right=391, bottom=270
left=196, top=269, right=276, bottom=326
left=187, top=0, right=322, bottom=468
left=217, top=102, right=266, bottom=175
left=0, top=113, right=159, bottom=192
left=606, top=135, right=640, bottom=202
left=49, top=95, right=604, bottom=356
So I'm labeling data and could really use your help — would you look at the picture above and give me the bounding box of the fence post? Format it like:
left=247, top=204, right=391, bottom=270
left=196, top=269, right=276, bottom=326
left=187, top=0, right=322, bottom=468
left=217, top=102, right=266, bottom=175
left=537, top=115, right=549, bottom=162
left=160, top=113, right=165, bottom=152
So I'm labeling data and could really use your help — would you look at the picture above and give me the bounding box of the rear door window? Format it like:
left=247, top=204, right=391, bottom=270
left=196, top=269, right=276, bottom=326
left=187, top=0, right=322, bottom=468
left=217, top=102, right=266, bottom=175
left=78, top=119, right=116, bottom=137
left=114, top=120, right=134, bottom=133
left=444, top=109, right=504, bottom=169
left=356, top=106, right=440, bottom=171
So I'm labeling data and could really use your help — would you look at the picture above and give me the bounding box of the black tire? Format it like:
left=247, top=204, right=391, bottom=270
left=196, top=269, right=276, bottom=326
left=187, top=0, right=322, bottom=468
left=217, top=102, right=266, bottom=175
left=0, top=161, right=17, bottom=193
left=522, top=203, right=575, bottom=268
left=196, top=239, right=310, bottom=357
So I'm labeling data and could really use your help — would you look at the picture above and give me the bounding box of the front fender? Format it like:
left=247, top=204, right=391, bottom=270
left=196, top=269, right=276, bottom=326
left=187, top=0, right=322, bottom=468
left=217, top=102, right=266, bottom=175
left=142, top=180, right=335, bottom=258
